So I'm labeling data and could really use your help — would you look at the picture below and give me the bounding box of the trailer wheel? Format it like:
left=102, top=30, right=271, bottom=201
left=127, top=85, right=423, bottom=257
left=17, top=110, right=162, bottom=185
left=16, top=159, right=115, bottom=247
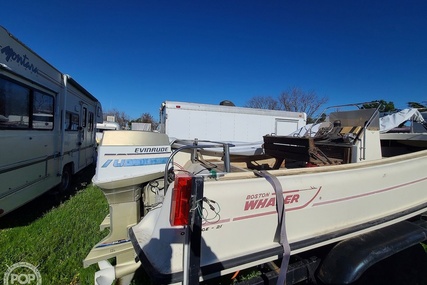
left=59, top=165, right=72, bottom=193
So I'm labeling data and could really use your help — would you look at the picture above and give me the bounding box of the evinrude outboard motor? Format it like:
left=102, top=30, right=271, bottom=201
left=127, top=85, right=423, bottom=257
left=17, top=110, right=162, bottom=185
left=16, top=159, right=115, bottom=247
left=84, top=130, right=171, bottom=285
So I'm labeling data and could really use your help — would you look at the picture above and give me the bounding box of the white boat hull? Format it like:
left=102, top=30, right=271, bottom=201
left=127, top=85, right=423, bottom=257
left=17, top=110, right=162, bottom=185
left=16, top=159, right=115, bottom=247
left=130, top=150, right=427, bottom=283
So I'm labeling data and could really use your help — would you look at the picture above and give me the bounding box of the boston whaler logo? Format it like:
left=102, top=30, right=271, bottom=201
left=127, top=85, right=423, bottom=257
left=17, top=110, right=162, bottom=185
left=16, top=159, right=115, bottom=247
left=0, top=44, right=38, bottom=73
left=244, top=186, right=322, bottom=212
left=244, top=192, right=300, bottom=211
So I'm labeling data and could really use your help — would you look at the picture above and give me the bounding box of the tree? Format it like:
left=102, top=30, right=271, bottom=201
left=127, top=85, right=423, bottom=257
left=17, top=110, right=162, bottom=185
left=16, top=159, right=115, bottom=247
left=278, top=87, right=328, bottom=120
left=131, top=112, right=158, bottom=130
left=408, top=102, right=427, bottom=111
left=140, top=112, right=155, bottom=123
left=245, top=87, right=328, bottom=122
left=362, top=100, right=396, bottom=112
left=103, top=108, right=130, bottom=128
left=245, top=96, right=280, bottom=110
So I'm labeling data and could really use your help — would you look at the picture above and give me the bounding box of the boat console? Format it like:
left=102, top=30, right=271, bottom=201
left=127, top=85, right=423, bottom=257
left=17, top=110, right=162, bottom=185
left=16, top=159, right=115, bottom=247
left=264, top=108, right=382, bottom=168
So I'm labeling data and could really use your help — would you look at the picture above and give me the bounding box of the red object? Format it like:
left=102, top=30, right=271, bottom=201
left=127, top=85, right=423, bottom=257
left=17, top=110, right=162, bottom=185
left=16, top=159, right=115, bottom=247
left=170, top=173, right=192, bottom=226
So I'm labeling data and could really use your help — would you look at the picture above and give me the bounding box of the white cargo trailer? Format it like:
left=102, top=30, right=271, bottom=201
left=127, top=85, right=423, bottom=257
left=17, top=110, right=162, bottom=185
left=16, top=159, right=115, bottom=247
left=158, top=101, right=306, bottom=141
left=0, top=26, right=103, bottom=217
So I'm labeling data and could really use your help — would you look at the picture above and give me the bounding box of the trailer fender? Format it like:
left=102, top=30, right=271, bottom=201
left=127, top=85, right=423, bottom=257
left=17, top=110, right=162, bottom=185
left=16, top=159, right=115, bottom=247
left=317, top=220, right=427, bottom=284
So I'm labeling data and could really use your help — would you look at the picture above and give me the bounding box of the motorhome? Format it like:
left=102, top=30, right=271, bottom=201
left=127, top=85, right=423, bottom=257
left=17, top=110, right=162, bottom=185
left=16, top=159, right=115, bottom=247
left=0, top=26, right=103, bottom=217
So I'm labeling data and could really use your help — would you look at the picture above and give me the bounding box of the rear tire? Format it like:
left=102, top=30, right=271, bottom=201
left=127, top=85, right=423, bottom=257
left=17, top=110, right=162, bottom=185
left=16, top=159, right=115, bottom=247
left=58, top=165, right=72, bottom=193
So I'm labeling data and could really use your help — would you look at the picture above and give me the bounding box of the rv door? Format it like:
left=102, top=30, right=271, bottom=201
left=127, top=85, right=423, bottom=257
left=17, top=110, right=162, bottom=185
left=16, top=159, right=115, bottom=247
left=78, top=104, right=88, bottom=169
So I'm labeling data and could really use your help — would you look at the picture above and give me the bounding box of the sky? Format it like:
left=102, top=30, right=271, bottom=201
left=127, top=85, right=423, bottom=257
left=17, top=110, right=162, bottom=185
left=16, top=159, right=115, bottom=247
left=1, top=1, right=427, bottom=120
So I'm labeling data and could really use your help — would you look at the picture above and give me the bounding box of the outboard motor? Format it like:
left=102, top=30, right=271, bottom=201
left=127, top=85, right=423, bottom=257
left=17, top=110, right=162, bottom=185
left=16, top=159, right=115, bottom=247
left=84, top=130, right=171, bottom=285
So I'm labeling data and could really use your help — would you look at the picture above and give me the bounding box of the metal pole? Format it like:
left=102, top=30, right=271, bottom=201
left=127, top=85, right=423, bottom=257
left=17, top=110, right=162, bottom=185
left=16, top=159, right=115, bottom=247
left=183, top=176, right=204, bottom=285
left=223, top=144, right=231, bottom=173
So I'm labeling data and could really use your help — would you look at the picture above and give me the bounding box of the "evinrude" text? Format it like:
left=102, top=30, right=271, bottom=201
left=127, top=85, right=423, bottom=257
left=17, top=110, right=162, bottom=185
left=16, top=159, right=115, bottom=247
left=134, top=147, right=169, bottom=153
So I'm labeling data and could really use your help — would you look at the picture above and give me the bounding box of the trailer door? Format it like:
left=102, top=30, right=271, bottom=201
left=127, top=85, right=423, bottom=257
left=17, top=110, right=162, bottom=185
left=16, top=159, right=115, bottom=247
left=275, top=118, right=300, bottom=136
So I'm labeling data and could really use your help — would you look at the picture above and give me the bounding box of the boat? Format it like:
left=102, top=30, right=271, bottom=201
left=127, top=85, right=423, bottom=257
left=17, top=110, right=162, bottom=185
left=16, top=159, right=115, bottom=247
left=84, top=103, right=427, bottom=285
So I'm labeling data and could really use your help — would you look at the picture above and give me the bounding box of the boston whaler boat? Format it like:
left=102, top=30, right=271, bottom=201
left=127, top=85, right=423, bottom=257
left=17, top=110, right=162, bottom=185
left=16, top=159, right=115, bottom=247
left=84, top=103, right=427, bottom=285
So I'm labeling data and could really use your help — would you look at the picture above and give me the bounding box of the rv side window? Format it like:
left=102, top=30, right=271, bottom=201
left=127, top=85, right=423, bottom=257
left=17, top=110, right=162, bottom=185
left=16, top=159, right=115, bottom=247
left=65, top=111, right=79, bottom=131
left=88, top=112, right=94, bottom=132
left=0, top=77, right=30, bottom=129
left=82, top=107, right=87, bottom=128
left=0, top=77, right=55, bottom=130
left=32, top=91, right=54, bottom=130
